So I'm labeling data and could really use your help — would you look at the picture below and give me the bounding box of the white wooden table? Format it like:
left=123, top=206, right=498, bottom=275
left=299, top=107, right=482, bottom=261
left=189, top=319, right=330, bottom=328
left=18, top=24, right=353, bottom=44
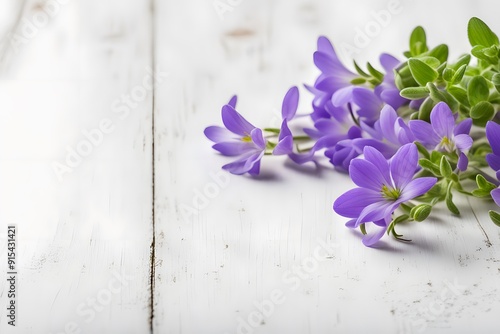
left=0, top=0, right=499, bottom=333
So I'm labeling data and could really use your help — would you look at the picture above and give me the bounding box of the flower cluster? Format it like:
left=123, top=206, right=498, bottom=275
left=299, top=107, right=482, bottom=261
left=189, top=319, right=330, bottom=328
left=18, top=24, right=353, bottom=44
left=205, top=17, right=500, bottom=247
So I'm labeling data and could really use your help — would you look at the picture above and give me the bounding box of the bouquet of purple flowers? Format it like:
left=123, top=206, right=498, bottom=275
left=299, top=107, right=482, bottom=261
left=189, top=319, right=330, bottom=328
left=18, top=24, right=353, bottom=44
left=204, top=17, right=500, bottom=247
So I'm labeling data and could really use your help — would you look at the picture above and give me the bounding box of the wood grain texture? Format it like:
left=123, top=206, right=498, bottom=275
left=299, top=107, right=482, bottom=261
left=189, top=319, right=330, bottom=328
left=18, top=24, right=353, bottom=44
left=0, top=0, right=153, bottom=332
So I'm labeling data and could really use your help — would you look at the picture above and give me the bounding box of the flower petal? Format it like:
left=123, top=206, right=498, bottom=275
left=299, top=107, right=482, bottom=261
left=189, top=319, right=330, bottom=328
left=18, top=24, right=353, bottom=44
left=454, top=134, right=473, bottom=151
left=486, top=153, right=500, bottom=171
left=349, top=159, right=387, bottom=191
left=345, top=219, right=357, bottom=228
left=356, top=201, right=396, bottom=227
left=396, top=118, right=415, bottom=145
left=454, top=118, right=472, bottom=136
left=399, top=177, right=437, bottom=202
left=352, top=88, right=383, bottom=120
left=282, top=86, right=299, bottom=121
left=228, top=95, right=238, bottom=108
left=204, top=126, right=236, bottom=143
left=250, top=128, right=266, bottom=149
left=491, top=188, right=500, bottom=207
left=430, top=102, right=455, bottom=138
left=457, top=152, right=469, bottom=171
left=390, top=143, right=418, bottom=189
left=362, top=224, right=388, bottom=247
left=317, top=36, right=335, bottom=55
left=331, top=86, right=355, bottom=107
left=222, top=105, right=256, bottom=136
left=363, top=146, right=392, bottom=184
left=486, top=121, right=500, bottom=156
left=378, top=105, right=399, bottom=144
left=379, top=53, right=400, bottom=74
left=333, top=188, right=382, bottom=218
left=380, top=87, right=408, bottom=110
left=212, top=142, right=255, bottom=156
left=273, top=136, right=293, bottom=156
left=222, top=151, right=264, bottom=175
left=409, top=120, right=440, bottom=147
left=313, top=51, right=355, bottom=78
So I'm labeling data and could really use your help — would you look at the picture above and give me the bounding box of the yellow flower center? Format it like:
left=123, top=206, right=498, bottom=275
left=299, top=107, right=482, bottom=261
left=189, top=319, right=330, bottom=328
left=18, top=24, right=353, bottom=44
left=381, top=184, right=401, bottom=200
left=241, top=136, right=252, bottom=142
left=438, top=136, right=454, bottom=152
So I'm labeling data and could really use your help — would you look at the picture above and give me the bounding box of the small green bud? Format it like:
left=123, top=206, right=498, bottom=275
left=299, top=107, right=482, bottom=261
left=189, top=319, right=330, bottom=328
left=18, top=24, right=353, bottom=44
left=410, top=204, right=433, bottom=222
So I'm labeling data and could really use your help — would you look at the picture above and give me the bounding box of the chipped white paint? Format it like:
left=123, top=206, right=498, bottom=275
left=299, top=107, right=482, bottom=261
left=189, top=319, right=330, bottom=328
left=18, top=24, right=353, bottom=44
left=0, top=0, right=499, bottom=333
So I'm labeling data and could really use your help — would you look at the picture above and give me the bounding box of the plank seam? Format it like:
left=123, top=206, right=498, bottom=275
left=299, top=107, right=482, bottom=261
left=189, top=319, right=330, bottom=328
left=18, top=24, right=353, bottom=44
left=149, top=0, right=157, bottom=332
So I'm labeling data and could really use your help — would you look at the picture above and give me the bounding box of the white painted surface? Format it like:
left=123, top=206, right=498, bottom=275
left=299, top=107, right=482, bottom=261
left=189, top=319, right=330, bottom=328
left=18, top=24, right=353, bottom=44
left=0, top=0, right=499, bottom=333
left=0, top=0, right=153, bottom=333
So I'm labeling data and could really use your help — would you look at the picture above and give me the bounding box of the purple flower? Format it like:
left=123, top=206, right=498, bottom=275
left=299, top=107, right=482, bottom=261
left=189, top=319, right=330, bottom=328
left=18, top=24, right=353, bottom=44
left=325, top=105, right=414, bottom=172
left=289, top=102, right=361, bottom=165
left=333, top=144, right=437, bottom=246
left=332, top=86, right=384, bottom=125
left=409, top=102, right=473, bottom=153
left=486, top=121, right=500, bottom=174
left=313, top=36, right=357, bottom=95
left=356, top=105, right=415, bottom=157
left=273, top=86, right=299, bottom=156
left=486, top=121, right=500, bottom=206
left=204, top=103, right=266, bottom=175
left=308, top=36, right=357, bottom=121
left=374, top=54, right=409, bottom=110
left=325, top=132, right=365, bottom=172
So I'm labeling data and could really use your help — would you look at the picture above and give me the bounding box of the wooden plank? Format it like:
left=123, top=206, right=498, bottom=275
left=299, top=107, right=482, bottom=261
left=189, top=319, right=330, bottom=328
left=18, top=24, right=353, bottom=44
left=154, top=0, right=500, bottom=333
left=0, top=0, right=153, bottom=332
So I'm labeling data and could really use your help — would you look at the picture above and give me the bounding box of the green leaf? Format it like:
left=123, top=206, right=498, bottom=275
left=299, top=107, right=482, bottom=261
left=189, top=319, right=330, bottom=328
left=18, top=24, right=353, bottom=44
left=489, top=210, right=500, bottom=227
left=409, top=59, right=439, bottom=86
left=387, top=214, right=410, bottom=236
left=419, top=56, right=441, bottom=69
left=468, top=76, right=490, bottom=106
left=367, top=62, right=384, bottom=82
left=471, top=188, right=493, bottom=198
left=436, top=62, right=447, bottom=78
left=451, top=64, right=467, bottom=85
left=427, top=44, right=449, bottom=63
left=440, top=156, right=453, bottom=178
left=360, top=223, right=367, bottom=235
left=471, top=45, right=498, bottom=64
left=470, top=101, right=494, bottom=126
left=445, top=183, right=460, bottom=215
left=410, top=26, right=428, bottom=56
left=263, top=128, right=281, bottom=134
left=483, top=45, right=499, bottom=57
left=410, top=204, right=433, bottom=222
left=400, top=87, right=430, bottom=100
left=448, top=86, right=470, bottom=107
left=476, top=174, right=497, bottom=191
left=430, top=150, right=443, bottom=164
left=353, top=60, right=370, bottom=77
left=468, top=17, right=499, bottom=47
left=419, top=158, right=441, bottom=176
left=492, top=73, right=500, bottom=93
left=395, top=64, right=419, bottom=89
left=451, top=54, right=471, bottom=70
left=351, top=77, right=366, bottom=85
left=427, top=83, right=458, bottom=110
left=417, top=97, right=435, bottom=121
left=415, top=141, right=430, bottom=159
left=470, top=101, right=495, bottom=119
left=442, top=68, right=454, bottom=82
